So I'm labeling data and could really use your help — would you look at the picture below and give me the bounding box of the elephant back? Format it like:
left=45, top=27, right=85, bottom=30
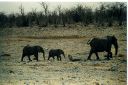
left=23, top=45, right=34, bottom=54
left=89, top=37, right=108, bottom=51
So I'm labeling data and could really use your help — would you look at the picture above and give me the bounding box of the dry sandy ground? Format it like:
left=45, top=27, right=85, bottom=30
left=0, top=26, right=126, bottom=85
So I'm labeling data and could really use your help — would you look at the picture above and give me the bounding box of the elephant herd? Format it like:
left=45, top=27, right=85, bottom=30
left=21, top=35, right=118, bottom=62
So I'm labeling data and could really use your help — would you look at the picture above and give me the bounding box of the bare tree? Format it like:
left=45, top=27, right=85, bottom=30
left=40, top=2, right=49, bottom=26
left=57, top=5, right=61, bottom=15
left=18, top=4, right=28, bottom=27
left=52, top=11, right=58, bottom=28
left=40, top=2, right=48, bottom=15
left=0, top=2, right=126, bottom=28
left=19, top=4, right=24, bottom=16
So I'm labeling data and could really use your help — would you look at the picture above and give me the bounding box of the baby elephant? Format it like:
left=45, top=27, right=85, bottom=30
left=21, top=45, right=45, bottom=61
left=48, top=49, right=65, bottom=61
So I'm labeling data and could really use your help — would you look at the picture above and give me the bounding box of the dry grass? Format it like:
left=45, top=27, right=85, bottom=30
left=0, top=26, right=126, bottom=85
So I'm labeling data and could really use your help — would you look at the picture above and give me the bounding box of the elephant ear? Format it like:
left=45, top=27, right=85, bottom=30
left=112, top=35, right=115, bottom=37
left=112, top=35, right=117, bottom=40
left=26, top=44, right=30, bottom=47
left=106, top=36, right=112, bottom=43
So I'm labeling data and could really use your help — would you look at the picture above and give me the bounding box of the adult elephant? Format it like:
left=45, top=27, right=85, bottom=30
left=48, top=49, right=65, bottom=61
left=87, top=35, right=118, bottom=60
left=21, top=45, right=45, bottom=61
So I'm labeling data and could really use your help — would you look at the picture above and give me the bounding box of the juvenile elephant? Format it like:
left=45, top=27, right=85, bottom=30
left=48, top=49, right=65, bottom=61
left=87, top=35, right=118, bottom=60
left=21, top=45, right=45, bottom=61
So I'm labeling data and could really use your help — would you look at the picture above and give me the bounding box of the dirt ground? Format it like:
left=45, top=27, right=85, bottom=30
left=0, top=26, right=127, bottom=85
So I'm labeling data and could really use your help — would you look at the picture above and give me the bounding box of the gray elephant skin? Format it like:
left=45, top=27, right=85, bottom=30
left=48, top=49, right=65, bottom=61
left=87, top=35, right=118, bottom=60
left=21, top=45, right=45, bottom=61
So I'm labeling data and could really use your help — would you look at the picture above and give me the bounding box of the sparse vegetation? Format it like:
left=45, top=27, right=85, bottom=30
left=0, top=2, right=127, bottom=28
left=0, top=26, right=126, bottom=85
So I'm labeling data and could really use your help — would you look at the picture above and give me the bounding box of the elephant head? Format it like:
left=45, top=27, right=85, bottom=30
left=62, top=53, right=66, bottom=59
left=58, top=49, right=65, bottom=59
left=35, top=46, right=45, bottom=60
left=108, top=35, right=118, bottom=55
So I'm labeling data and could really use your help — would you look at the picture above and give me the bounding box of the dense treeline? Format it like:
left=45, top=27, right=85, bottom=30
left=0, top=2, right=126, bottom=28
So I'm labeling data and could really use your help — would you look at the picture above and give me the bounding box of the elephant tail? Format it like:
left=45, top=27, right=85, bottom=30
left=87, top=39, right=91, bottom=45
left=21, top=53, right=25, bottom=61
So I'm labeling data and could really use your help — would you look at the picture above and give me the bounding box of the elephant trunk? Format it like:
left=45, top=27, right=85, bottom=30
left=115, top=46, right=118, bottom=55
left=42, top=50, right=45, bottom=60
left=114, top=42, right=118, bottom=55
left=43, top=52, right=45, bottom=60
left=87, top=39, right=91, bottom=45
left=63, top=53, right=66, bottom=59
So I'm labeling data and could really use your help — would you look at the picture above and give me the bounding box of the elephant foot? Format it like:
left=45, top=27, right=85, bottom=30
left=29, top=60, right=32, bottom=62
left=97, top=58, right=101, bottom=61
left=105, top=58, right=110, bottom=60
left=110, top=56, right=113, bottom=58
left=33, top=58, right=37, bottom=60
left=107, top=59, right=110, bottom=61
left=104, top=55, right=107, bottom=57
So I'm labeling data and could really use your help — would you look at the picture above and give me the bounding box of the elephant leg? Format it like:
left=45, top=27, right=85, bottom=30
left=37, top=54, right=39, bottom=61
left=107, top=52, right=110, bottom=60
left=48, top=56, right=50, bottom=60
left=87, top=49, right=93, bottom=60
left=57, top=56, right=59, bottom=61
left=59, top=56, right=61, bottom=61
left=34, top=54, right=38, bottom=61
left=28, top=56, right=32, bottom=61
left=109, top=52, right=112, bottom=58
left=53, top=56, right=55, bottom=61
left=21, top=54, right=25, bottom=61
left=95, top=52, right=100, bottom=60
